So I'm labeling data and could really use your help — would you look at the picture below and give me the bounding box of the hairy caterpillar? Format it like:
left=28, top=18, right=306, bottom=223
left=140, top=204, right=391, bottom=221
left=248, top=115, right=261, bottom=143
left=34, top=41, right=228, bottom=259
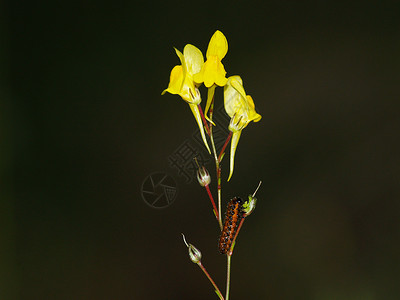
left=218, top=197, right=244, bottom=254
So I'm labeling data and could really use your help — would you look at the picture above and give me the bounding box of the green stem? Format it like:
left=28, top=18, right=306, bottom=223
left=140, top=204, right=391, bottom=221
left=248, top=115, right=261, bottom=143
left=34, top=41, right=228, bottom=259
left=217, top=166, right=222, bottom=228
left=208, top=95, right=223, bottom=230
left=225, top=218, right=246, bottom=300
left=226, top=255, right=232, bottom=300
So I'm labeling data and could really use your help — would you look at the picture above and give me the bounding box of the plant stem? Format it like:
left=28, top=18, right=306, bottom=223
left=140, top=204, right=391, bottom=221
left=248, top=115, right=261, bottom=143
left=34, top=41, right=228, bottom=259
left=228, top=217, right=246, bottom=256
left=217, top=165, right=222, bottom=228
left=198, top=262, right=225, bottom=300
left=225, top=254, right=232, bottom=300
left=208, top=98, right=223, bottom=230
left=205, top=185, right=219, bottom=220
left=225, top=217, right=246, bottom=300
left=198, top=104, right=211, bottom=135
left=205, top=85, right=217, bottom=125
left=225, top=216, right=246, bottom=300
left=218, top=132, right=232, bottom=162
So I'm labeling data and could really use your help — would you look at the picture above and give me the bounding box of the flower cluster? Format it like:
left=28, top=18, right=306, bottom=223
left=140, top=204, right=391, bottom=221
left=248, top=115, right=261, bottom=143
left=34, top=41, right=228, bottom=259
left=162, top=30, right=261, bottom=181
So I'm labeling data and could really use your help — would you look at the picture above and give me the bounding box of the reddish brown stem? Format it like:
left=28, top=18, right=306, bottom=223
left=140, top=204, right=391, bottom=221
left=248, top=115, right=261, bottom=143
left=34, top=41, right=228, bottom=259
left=218, top=132, right=232, bottom=162
left=228, top=217, right=246, bottom=256
left=198, top=262, right=225, bottom=300
left=197, top=104, right=211, bottom=135
left=205, top=184, right=219, bottom=220
left=217, top=167, right=221, bottom=191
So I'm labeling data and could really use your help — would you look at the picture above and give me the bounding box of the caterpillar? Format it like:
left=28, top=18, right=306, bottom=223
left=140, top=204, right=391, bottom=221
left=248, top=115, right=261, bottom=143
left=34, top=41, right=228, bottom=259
left=218, top=197, right=245, bottom=254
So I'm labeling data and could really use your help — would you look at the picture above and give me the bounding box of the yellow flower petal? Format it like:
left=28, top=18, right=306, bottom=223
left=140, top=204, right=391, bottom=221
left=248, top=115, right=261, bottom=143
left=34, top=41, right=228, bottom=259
left=203, top=59, right=219, bottom=88
left=223, top=76, right=247, bottom=117
left=246, top=95, right=262, bottom=122
left=188, top=103, right=211, bottom=154
left=174, top=48, right=185, bottom=68
left=163, top=46, right=203, bottom=104
left=162, top=65, right=184, bottom=95
left=193, top=68, right=204, bottom=86
left=183, top=44, right=204, bottom=76
left=193, top=31, right=228, bottom=88
left=206, top=30, right=228, bottom=60
left=224, top=76, right=261, bottom=124
left=194, top=58, right=228, bottom=88
left=227, top=130, right=241, bottom=181
left=204, top=85, right=216, bottom=125
left=229, top=76, right=247, bottom=101
left=223, top=75, right=261, bottom=181
left=213, top=60, right=228, bottom=86
left=162, top=45, right=209, bottom=154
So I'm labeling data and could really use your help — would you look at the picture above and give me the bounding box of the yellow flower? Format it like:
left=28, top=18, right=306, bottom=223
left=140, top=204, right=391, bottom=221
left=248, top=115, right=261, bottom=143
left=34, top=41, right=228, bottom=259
left=194, top=30, right=229, bottom=123
left=224, top=76, right=262, bottom=181
left=162, top=44, right=211, bottom=153
left=194, top=30, right=228, bottom=88
left=162, top=44, right=203, bottom=103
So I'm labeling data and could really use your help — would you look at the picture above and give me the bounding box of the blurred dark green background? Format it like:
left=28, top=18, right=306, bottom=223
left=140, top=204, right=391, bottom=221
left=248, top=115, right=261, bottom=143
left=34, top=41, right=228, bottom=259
left=2, top=1, right=400, bottom=299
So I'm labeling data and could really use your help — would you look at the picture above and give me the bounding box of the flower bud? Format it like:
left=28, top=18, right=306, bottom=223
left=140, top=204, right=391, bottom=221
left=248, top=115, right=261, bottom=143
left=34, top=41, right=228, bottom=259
left=188, top=243, right=202, bottom=263
left=197, top=165, right=211, bottom=187
left=242, top=195, right=257, bottom=216
left=182, top=233, right=202, bottom=263
left=242, top=181, right=262, bottom=216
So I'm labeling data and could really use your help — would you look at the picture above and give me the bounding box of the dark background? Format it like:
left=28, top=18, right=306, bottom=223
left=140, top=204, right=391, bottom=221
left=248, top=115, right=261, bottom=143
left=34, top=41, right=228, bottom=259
left=2, top=1, right=400, bottom=299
